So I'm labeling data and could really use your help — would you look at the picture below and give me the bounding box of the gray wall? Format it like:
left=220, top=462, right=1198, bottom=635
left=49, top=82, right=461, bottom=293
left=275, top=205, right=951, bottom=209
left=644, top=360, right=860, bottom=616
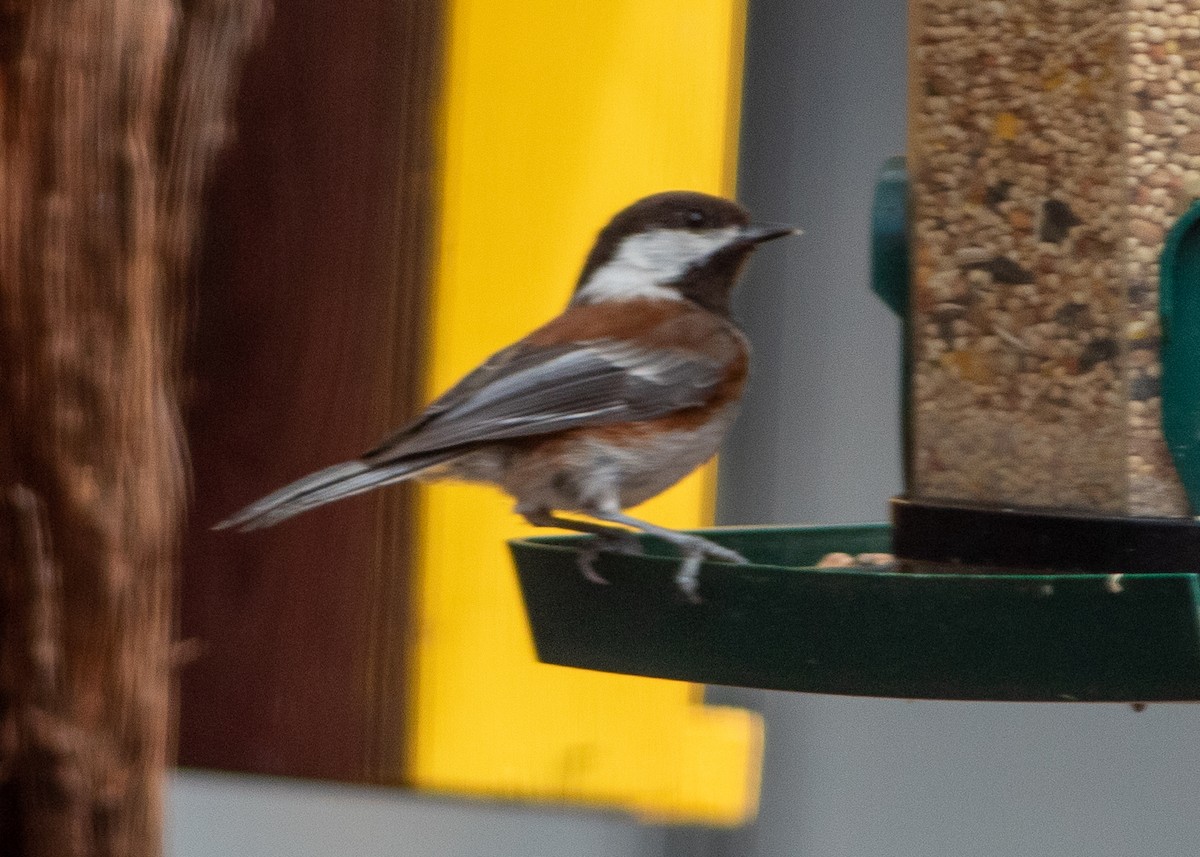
left=713, top=2, right=1200, bottom=857
left=717, top=0, right=906, bottom=527
left=169, top=770, right=667, bottom=856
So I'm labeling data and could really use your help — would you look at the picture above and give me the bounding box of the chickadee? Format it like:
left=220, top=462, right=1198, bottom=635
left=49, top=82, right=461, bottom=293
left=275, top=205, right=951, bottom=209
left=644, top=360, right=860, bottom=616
left=217, top=190, right=797, bottom=599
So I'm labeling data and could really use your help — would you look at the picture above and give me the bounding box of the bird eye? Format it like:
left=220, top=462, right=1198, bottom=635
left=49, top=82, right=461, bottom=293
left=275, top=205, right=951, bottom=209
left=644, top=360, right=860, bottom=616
left=685, top=209, right=707, bottom=226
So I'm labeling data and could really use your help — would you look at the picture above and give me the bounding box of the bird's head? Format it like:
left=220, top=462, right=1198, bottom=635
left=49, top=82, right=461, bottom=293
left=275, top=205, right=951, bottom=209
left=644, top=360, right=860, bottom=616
left=571, top=190, right=798, bottom=315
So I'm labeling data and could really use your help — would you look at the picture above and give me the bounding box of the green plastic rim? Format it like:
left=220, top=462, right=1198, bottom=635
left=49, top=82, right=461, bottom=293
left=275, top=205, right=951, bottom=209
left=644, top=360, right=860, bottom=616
left=510, top=524, right=1200, bottom=702
left=1159, top=198, right=1200, bottom=513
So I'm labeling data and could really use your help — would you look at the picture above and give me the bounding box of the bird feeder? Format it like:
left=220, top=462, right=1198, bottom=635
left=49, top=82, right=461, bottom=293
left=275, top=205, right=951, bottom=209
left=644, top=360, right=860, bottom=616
left=510, top=0, right=1200, bottom=701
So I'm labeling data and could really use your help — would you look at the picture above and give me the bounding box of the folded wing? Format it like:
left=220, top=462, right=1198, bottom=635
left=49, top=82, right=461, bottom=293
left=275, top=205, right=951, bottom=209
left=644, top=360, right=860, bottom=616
left=217, top=338, right=724, bottom=530
left=363, top=339, right=724, bottom=463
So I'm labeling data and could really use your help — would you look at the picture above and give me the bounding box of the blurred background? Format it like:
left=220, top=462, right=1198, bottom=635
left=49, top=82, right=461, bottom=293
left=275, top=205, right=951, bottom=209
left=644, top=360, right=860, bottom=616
left=170, top=0, right=1200, bottom=855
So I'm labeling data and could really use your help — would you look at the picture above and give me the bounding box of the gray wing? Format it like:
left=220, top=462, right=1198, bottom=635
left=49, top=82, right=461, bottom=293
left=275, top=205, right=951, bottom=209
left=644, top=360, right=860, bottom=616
left=216, top=338, right=725, bottom=532
left=363, top=339, right=723, bottom=464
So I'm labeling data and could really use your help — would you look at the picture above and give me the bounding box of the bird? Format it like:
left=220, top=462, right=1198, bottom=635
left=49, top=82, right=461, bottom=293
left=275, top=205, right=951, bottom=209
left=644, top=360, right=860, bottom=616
left=216, top=190, right=797, bottom=600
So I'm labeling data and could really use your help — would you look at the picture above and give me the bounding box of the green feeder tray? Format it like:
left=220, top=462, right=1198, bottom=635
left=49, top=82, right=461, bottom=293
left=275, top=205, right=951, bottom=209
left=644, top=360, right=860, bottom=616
left=509, top=521, right=1200, bottom=702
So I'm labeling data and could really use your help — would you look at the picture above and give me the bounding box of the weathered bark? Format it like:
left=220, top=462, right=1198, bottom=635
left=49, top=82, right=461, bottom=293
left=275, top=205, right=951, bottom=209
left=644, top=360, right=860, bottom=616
left=0, top=2, right=267, bottom=855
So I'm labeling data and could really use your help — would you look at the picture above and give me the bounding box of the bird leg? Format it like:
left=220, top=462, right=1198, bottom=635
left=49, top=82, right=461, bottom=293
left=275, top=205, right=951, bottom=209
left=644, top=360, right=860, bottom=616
left=522, top=510, right=644, bottom=584
left=586, top=509, right=748, bottom=602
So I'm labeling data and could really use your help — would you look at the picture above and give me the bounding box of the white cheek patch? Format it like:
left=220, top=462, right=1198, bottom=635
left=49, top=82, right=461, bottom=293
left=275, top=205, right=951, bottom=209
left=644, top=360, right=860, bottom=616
left=575, top=226, right=743, bottom=303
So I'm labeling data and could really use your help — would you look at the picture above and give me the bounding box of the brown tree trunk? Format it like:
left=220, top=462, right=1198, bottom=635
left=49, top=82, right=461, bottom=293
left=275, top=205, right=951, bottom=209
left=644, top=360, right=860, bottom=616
left=0, top=2, right=267, bottom=855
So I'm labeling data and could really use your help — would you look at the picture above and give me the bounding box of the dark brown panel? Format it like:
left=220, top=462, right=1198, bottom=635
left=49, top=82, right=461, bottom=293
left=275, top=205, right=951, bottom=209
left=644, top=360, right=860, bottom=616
left=179, top=0, right=443, bottom=783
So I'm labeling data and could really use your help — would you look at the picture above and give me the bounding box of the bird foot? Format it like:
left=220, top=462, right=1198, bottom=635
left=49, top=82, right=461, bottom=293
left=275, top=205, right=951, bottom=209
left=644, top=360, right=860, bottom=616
left=672, top=537, right=749, bottom=603
left=575, top=531, right=645, bottom=585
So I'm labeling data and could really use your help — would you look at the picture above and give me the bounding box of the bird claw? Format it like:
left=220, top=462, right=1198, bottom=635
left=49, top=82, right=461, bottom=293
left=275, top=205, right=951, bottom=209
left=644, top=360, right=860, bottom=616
left=675, top=555, right=704, bottom=603
left=575, top=531, right=645, bottom=585
left=703, top=543, right=749, bottom=565
left=574, top=528, right=747, bottom=604
left=576, top=548, right=611, bottom=585
left=672, top=538, right=749, bottom=602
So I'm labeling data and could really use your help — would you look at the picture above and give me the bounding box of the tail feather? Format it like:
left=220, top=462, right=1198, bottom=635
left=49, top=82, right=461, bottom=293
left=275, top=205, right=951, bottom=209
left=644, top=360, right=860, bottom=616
left=214, top=452, right=454, bottom=532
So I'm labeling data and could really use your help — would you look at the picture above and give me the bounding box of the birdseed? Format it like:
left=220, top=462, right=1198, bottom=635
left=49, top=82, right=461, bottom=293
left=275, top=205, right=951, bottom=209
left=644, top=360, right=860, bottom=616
left=909, top=0, right=1199, bottom=516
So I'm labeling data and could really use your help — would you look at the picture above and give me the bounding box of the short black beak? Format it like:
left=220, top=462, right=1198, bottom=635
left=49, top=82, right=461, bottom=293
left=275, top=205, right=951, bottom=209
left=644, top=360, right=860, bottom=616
left=741, top=223, right=802, bottom=244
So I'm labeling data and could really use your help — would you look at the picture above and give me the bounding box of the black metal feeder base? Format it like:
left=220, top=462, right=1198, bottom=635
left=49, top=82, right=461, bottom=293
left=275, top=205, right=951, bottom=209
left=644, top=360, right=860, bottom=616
left=509, top=500, right=1200, bottom=702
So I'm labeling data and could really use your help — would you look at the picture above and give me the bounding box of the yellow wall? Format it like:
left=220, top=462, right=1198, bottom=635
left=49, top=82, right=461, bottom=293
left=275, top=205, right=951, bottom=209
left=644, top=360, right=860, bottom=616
left=410, top=0, right=760, bottom=824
